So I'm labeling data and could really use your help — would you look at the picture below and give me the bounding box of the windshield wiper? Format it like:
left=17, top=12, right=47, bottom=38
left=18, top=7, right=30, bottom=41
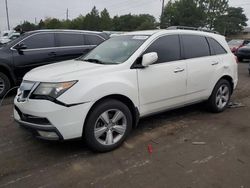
left=84, top=58, right=105, bottom=64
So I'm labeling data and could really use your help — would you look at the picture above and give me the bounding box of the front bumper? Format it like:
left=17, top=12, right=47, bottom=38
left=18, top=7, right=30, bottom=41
left=15, top=119, right=63, bottom=141
left=14, top=97, right=93, bottom=140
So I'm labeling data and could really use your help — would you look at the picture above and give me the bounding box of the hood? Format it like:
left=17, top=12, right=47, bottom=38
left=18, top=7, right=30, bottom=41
left=24, top=59, right=116, bottom=82
left=238, top=45, right=250, bottom=50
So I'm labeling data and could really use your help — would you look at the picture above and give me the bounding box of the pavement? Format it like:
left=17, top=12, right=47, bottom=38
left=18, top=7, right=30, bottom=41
left=0, top=62, right=250, bottom=188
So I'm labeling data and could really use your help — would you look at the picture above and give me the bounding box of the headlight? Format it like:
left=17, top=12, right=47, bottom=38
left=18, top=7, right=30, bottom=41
left=31, top=81, right=77, bottom=99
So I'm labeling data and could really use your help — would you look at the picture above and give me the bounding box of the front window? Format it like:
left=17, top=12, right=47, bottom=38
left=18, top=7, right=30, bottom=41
left=81, top=35, right=149, bottom=64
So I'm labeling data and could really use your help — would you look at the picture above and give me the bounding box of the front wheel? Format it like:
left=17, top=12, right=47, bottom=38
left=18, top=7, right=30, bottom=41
left=207, top=79, right=232, bottom=113
left=0, top=72, right=11, bottom=98
left=83, top=99, right=132, bottom=152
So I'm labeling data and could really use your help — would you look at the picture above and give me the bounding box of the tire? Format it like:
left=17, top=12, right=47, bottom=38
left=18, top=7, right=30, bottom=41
left=0, top=72, right=11, bottom=98
left=207, top=79, right=232, bottom=113
left=83, top=99, right=132, bottom=152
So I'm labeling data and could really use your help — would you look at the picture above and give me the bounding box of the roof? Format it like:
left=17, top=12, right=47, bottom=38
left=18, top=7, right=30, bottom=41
left=121, top=29, right=223, bottom=38
left=26, top=29, right=104, bottom=34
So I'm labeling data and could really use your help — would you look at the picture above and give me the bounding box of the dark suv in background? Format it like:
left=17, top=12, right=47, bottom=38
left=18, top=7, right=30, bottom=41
left=0, top=30, right=109, bottom=97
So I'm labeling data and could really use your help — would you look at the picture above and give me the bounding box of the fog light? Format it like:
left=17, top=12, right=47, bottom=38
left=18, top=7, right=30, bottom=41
left=38, top=131, right=59, bottom=140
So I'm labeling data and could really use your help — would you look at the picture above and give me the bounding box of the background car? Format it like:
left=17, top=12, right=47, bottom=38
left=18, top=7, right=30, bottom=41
left=235, top=43, right=250, bottom=62
left=0, top=29, right=109, bottom=98
left=228, top=39, right=250, bottom=53
left=0, top=32, right=20, bottom=45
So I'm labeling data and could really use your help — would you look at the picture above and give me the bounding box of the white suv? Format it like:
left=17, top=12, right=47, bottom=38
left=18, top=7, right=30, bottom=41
left=14, top=29, right=238, bottom=152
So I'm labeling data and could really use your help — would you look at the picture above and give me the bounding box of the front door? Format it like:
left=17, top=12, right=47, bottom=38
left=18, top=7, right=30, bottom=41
left=137, top=35, right=187, bottom=116
left=12, top=33, right=57, bottom=80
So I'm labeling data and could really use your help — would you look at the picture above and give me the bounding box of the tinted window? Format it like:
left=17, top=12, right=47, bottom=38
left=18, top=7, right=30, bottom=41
left=56, top=33, right=84, bottom=47
left=22, top=33, right=55, bottom=49
left=85, top=34, right=104, bottom=45
left=144, top=35, right=181, bottom=64
left=207, top=37, right=227, bottom=55
left=182, top=35, right=210, bottom=59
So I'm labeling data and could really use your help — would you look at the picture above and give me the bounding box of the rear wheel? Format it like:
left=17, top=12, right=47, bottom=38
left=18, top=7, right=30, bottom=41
left=84, top=99, right=132, bottom=152
left=207, top=79, right=231, bottom=113
left=0, top=72, right=11, bottom=98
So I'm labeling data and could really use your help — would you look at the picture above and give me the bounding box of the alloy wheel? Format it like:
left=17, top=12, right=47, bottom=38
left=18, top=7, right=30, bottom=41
left=94, top=109, right=127, bottom=146
left=0, top=77, right=5, bottom=95
left=216, top=84, right=230, bottom=109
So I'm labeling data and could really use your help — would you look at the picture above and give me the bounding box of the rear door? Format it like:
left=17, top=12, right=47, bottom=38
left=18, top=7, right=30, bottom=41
left=137, top=35, right=187, bottom=116
left=181, top=34, right=216, bottom=102
left=12, top=33, right=56, bottom=80
left=54, top=32, right=87, bottom=61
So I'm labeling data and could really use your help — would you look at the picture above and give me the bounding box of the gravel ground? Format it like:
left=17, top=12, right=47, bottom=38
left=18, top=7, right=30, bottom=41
left=0, top=62, right=250, bottom=188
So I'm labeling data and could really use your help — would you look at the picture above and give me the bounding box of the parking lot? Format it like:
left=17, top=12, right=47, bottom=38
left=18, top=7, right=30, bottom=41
left=0, top=62, right=250, bottom=188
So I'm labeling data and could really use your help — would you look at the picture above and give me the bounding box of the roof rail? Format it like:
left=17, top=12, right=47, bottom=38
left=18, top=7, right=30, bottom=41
left=167, top=26, right=219, bottom=34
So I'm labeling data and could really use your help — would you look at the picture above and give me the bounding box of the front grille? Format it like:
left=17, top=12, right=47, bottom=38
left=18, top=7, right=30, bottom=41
left=15, top=106, right=51, bottom=125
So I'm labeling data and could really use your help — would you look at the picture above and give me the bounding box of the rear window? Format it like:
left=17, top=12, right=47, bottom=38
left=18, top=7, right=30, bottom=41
left=207, top=37, right=227, bottom=55
left=56, top=33, right=84, bottom=47
left=182, top=35, right=210, bottom=59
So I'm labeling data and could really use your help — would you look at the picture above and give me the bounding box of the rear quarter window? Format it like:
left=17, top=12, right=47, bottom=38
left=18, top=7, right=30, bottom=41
left=85, top=34, right=104, bottom=45
left=182, top=35, right=210, bottom=59
left=207, top=37, right=227, bottom=55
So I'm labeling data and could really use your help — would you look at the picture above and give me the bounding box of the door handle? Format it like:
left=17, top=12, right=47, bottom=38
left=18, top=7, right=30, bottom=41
left=211, top=62, right=219, bottom=66
left=174, top=67, right=185, bottom=73
left=48, top=52, right=56, bottom=56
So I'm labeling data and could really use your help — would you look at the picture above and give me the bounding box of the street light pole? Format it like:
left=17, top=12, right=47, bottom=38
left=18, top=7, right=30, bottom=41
left=161, top=0, right=165, bottom=19
left=5, top=0, right=10, bottom=30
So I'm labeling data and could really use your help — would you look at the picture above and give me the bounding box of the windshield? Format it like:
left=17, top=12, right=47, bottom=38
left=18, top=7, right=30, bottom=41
left=228, top=39, right=243, bottom=46
left=82, top=35, right=149, bottom=64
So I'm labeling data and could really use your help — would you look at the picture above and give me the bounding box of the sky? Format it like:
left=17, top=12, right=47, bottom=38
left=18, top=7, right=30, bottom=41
left=0, top=0, right=250, bottom=31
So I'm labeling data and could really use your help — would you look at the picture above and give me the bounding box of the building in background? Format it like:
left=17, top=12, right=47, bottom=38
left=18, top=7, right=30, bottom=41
left=228, top=27, right=250, bottom=39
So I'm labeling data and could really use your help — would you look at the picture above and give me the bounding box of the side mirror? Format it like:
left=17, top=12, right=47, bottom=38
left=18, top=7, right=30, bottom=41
left=14, top=43, right=27, bottom=51
left=141, top=52, right=158, bottom=67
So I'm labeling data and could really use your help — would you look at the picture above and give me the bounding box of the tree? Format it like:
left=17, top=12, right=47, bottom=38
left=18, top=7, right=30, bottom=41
left=197, top=0, right=229, bottom=29
left=113, top=14, right=157, bottom=31
left=14, top=21, right=37, bottom=32
left=43, top=18, right=62, bottom=29
left=214, top=7, right=248, bottom=35
left=83, top=6, right=101, bottom=31
left=100, top=8, right=113, bottom=31
left=38, top=19, right=45, bottom=29
left=136, top=14, right=157, bottom=30
left=70, top=15, right=85, bottom=29
left=160, top=0, right=206, bottom=28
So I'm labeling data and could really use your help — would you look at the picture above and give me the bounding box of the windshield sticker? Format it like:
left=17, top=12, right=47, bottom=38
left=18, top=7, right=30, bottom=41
left=132, top=36, right=149, bottom=40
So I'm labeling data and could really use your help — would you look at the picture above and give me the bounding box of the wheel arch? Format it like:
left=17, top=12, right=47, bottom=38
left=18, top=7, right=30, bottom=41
left=0, top=63, right=16, bottom=86
left=83, top=94, right=140, bottom=135
left=218, top=75, right=234, bottom=94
